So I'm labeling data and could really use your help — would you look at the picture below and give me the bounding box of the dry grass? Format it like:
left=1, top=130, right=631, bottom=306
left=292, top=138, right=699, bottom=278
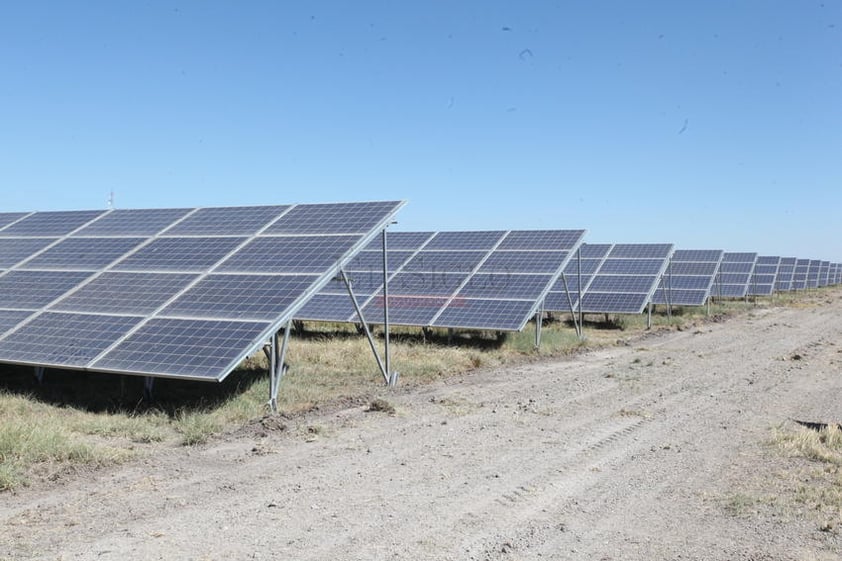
left=0, top=288, right=836, bottom=490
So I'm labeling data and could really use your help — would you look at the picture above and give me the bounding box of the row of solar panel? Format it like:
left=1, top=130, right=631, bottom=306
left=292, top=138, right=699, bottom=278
left=2, top=203, right=840, bottom=387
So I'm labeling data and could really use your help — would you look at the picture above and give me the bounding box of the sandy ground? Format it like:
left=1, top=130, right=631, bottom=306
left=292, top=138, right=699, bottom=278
left=3, top=295, right=842, bottom=561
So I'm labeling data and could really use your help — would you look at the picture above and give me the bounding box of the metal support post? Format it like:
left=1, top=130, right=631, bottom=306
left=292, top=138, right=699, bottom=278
left=143, top=377, right=155, bottom=401
left=666, top=257, right=673, bottom=319
left=381, top=228, right=396, bottom=386
left=33, top=366, right=45, bottom=385
left=341, top=270, right=391, bottom=384
left=534, top=299, right=544, bottom=349
left=646, top=301, right=652, bottom=329
left=577, top=248, right=583, bottom=333
left=267, top=321, right=292, bottom=412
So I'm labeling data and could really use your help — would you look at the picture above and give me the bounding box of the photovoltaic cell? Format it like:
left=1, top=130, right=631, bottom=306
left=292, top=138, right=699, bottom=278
left=388, top=272, right=469, bottom=296
left=0, top=312, right=142, bottom=368
left=51, top=272, right=199, bottom=315
left=161, top=274, right=321, bottom=320
left=217, top=236, right=360, bottom=274
left=497, top=230, right=585, bottom=250
left=0, top=310, right=33, bottom=336
left=113, top=237, right=247, bottom=272
left=364, top=231, right=435, bottom=251
left=401, top=251, right=488, bottom=273
left=423, top=231, right=504, bottom=251
left=0, top=213, right=29, bottom=231
left=264, top=202, right=401, bottom=235
left=478, top=252, right=570, bottom=274
left=20, top=237, right=147, bottom=271
left=455, top=274, right=553, bottom=300
left=432, top=299, right=537, bottom=331
left=0, top=210, right=106, bottom=237
left=164, top=206, right=290, bottom=236
left=92, top=318, right=271, bottom=379
left=0, top=238, right=58, bottom=268
left=74, top=208, right=192, bottom=236
left=0, top=270, right=94, bottom=309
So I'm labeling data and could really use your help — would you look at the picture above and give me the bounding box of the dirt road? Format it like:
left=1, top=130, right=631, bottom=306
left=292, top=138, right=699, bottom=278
left=3, top=295, right=842, bottom=560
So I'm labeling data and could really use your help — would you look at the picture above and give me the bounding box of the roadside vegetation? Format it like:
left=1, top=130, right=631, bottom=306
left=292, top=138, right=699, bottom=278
left=0, top=289, right=835, bottom=491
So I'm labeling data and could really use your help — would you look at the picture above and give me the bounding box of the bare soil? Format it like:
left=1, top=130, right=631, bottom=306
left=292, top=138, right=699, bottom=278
left=3, top=294, right=842, bottom=560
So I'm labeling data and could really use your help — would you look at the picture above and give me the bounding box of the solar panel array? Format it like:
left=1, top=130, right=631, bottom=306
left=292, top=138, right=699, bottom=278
left=545, top=243, right=674, bottom=314
left=652, top=249, right=724, bottom=306
left=296, top=229, right=586, bottom=331
left=0, top=202, right=404, bottom=381
left=747, top=256, right=781, bottom=296
left=710, top=252, right=758, bottom=299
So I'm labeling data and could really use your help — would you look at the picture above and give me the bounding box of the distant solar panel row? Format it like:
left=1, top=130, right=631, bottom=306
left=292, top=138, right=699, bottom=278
left=0, top=202, right=404, bottom=381
left=652, top=249, right=724, bottom=306
left=747, top=256, right=781, bottom=296
left=296, top=229, right=586, bottom=331
left=710, top=252, right=758, bottom=299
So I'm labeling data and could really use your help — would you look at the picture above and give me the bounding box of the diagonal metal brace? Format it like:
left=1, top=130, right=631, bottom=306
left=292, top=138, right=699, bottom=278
left=340, top=269, right=392, bottom=385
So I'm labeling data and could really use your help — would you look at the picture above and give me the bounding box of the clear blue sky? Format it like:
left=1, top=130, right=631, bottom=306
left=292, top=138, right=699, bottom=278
left=1, top=1, right=840, bottom=260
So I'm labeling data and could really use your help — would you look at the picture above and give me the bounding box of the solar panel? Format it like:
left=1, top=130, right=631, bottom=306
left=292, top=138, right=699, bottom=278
left=297, top=229, right=587, bottom=332
left=651, top=249, right=724, bottom=308
left=776, top=258, right=797, bottom=292
left=710, top=252, right=758, bottom=298
left=570, top=243, right=674, bottom=314
left=21, top=237, right=148, bottom=271
left=0, top=238, right=58, bottom=268
left=793, top=259, right=811, bottom=290
left=75, top=208, right=193, bottom=236
left=0, top=201, right=405, bottom=381
left=51, top=272, right=199, bottom=315
left=819, top=261, right=831, bottom=287
left=747, top=256, right=781, bottom=296
left=165, top=205, right=291, bottom=236
left=0, top=212, right=31, bottom=231
left=807, top=259, right=822, bottom=288
left=0, top=210, right=106, bottom=237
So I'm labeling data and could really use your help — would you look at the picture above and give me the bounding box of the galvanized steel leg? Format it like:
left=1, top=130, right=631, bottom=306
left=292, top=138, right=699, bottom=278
left=268, top=322, right=291, bottom=412
left=647, top=302, right=652, bottom=329
left=143, top=377, right=155, bottom=401
left=33, top=366, right=45, bottom=385
left=534, top=299, right=544, bottom=349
